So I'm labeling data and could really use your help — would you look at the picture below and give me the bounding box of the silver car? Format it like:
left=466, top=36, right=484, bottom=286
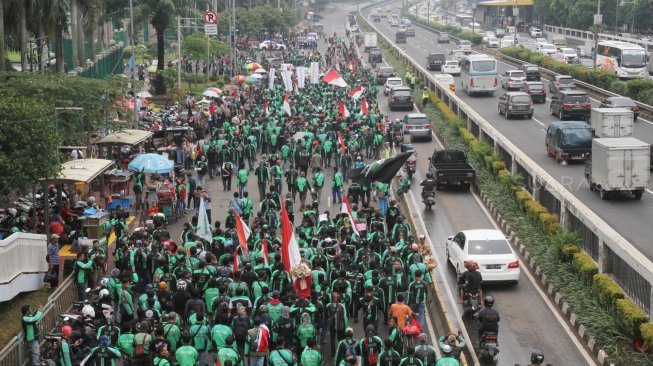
left=384, top=77, right=403, bottom=96
left=403, top=113, right=432, bottom=142
left=500, top=70, right=527, bottom=90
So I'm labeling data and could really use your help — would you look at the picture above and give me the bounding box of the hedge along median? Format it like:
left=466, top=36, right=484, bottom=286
left=359, top=17, right=653, bottom=363
left=500, top=47, right=653, bottom=106
left=400, top=9, right=483, bottom=45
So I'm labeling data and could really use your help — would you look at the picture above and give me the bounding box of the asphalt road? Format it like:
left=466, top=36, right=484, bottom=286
left=346, top=2, right=595, bottom=364
left=364, top=3, right=653, bottom=269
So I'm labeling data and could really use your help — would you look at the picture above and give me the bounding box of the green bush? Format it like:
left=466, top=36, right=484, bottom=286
left=572, top=252, right=599, bottom=284
left=609, top=80, right=629, bottom=96
left=593, top=273, right=626, bottom=308
left=560, top=244, right=581, bottom=262
left=640, top=323, right=653, bottom=351
left=491, top=160, right=506, bottom=175
left=471, top=140, right=494, bottom=160
left=402, top=11, right=482, bottom=44
left=637, top=88, right=653, bottom=106
left=616, top=298, right=649, bottom=338
left=626, top=78, right=653, bottom=100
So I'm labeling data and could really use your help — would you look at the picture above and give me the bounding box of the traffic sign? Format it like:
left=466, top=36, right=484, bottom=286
left=204, top=11, right=218, bottom=24
left=204, top=24, right=218, bottom=36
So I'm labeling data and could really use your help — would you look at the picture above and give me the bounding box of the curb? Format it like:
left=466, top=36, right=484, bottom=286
left=476, top=190, right=615, bottom=366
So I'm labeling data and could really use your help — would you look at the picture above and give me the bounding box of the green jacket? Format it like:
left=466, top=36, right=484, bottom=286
left=117, top=333, right=135, bottom=358
left=175, top=345, right=199, bottom=366
left=22, top=311, right=42, bottom=342
left=269, top=348, right=296, bottom=366
left=301, top=348, right=323, bottom=366
left=210, top=324, right=234, bottom=351
left=85, top=346, right=121, bottom=366
left=312, top=172, right=325, bottom=188
left=189, top=323, right=210, bottom=351
left=163, top=323, right=182, bottom=352
left=295, top=323, right=316, bottom=348
left=332, top=172, right=344, bottom=188
left=75, top=258, right=94, bottom=284
left=296, top=177, right=308, bottom=193
left=59, top=339, right=73, bottom=366
left=217, top=346, right=243, bottom=366
left=237, top=168, right=249, bottom=184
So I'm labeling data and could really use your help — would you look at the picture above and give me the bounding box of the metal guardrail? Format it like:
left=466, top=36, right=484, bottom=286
left=361, top=8, right=653, bottom=314
left=0, top=275, right=76, bottom=366
left=406, top=13, right=653, bottom=121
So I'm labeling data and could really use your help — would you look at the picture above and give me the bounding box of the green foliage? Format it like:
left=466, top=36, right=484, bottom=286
left=640, top=323, right=653, bottom=351
left=539, top=213, right=561, bottom=234
left=401, top=10, right=482, bottom=44
left=593, top=274, right=626, bottom=308
left=471, top=141, right=494, bottom=161
left=610, top=80, right=629, bottom=96
left=182, top=33, right=229, bottom=61
left=236, top=5, right=297, bottom=37
left=491, top=160, right=506, bottom=175
left=616, top=299, right=649, bottom=338
left=572, top=252, right=599, bottom=284
left=627, top=78, right=653, bottom=101
left=560, top=244, right=581, bottom=262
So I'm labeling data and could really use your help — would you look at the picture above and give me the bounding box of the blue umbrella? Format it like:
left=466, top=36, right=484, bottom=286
left=128, top=153, right=174, bottom=174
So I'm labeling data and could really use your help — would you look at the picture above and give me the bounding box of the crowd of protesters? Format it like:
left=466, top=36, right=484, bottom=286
left=24, top=27, right=466, bottom=366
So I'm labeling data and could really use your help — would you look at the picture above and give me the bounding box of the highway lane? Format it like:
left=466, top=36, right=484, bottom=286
left=350, top=17, right=594, bottom=366
left=364, top=5, right=653, bottom=263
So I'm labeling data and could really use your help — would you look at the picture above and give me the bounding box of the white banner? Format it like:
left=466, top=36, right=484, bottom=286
left=296, top=67, right=306, bottom=89
left=268, top=68, right=276, bottom=90
left=281, top=70, right=293, bottom=92
left=310, top=62, right=320, bottom=84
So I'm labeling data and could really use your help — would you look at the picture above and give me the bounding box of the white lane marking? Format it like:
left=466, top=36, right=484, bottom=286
left=647, top=189, right=653, bottom=195
left=470, top=191, right=597, bottom=366
left=531, top=116, right=545, bottom=127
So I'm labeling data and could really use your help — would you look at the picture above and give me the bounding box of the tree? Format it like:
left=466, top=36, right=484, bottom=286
left=181, top=32, right=230, bottom=61
left=0, top=0, right=6, bottom=80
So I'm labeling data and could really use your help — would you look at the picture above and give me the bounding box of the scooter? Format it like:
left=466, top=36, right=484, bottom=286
left=462, top=291, right=481, bottom=318
left=396, top=177, right=411, bottom=195
left=479, top=332, right=500, bottom=365
left=423, top=191, right=436, bottom=211
left=404, top=159, right=416, bottom=179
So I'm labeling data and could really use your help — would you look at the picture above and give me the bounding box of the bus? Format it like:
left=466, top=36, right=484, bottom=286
left=455, top=14, right=472, bottom=28
left=459, top=55, right=498, bottom=95
left=596, top=40, right=647, bottom=79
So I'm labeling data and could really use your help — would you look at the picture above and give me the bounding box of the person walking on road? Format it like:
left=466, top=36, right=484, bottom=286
left=237, top=165, right=249, bottom=196
left=222, top=162, right=233, bottom=191
left=332, top=167, right=344, bottom=205
left=46, top=234, right=60, bottom=288
left=421, top=88, right=429, bottom=108
left=255, top=162, right=270, bottom=201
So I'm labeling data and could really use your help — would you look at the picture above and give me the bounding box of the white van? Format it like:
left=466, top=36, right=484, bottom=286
left=459, top=40, right=472, bottom=50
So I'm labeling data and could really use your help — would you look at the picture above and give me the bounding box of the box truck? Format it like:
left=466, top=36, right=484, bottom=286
left=364, top=33, right=377, bottom=52
left=584, top=137, right=651, bottom=200
left=591, top=108, right=634, bottom=138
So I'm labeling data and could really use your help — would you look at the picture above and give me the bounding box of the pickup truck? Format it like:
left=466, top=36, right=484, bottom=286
left=428, top=149, right=476, bottom=190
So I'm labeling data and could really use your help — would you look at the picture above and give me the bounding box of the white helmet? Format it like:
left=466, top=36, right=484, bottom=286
left=82, top=304, right=95, bottom=318
left=99, top=289, right=110, bottom=300
left=441, top=344, right=452, bottom=354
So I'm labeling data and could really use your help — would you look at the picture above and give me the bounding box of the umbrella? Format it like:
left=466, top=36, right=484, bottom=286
left=224, top=84, right=238, bottom=91
left=250, top=73, right=263, bottom=80
left=136, top=91, right=152, bottom=98
left=245, top=62, right=262, bottom=71
left=233, top=75, right=246, bottom=84
left=128, top=153, right=174, bottom=174
left=254, top=68, right=268, bottom=74
left=206, top=87, right=222, bottom=94
left=245, top=76, right=258, bottom=84
left=197, top=98, right=211, bottom=104
left=203, top=90, right=220, bottom=98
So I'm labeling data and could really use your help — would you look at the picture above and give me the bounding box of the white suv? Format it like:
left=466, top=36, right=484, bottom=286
left=530, top=27, right=543, bottom=38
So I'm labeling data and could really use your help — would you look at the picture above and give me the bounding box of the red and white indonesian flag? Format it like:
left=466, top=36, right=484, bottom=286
left=234, top=212, right=251, bottom=257
left=338, top=100, right=350, bottom=119
left=323, top=67, right=348, bottom=87
left=360, top=97, right=369, bottom=115
left=254, top=324, right=270, bottom=352
left=283, top=93, right=292, bottom=116
left=349, top=86, right=365, bottom=99
left=341, top=194, right=360, bottom=235
left=337, top=132, right=347, bottom=153
left=264, top=101, right=269, bottom=116
left=233, top=249, right=240, bottom=273
left=262, top=238, right=269, bottom=266
left=281, top=199, right=301, bottom=272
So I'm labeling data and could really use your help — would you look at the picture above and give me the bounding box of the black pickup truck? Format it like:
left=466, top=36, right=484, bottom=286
left=428, top=149, right=476, bottom=190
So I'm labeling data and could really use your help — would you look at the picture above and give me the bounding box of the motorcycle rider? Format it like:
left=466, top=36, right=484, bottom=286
left=458, top=260, right=483, bottom=305
left=529, top=350, right=545, bottom=365
left=419, top=173, right=436, bottom=202
left=435, top=345, right=460, bottom=366
left=437, top=331, right=466, bottom=361
left=477, top=296, right=500, bottom=342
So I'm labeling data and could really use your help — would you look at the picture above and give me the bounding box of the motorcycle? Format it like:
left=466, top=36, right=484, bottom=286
left=462, top=291, right=481, bottom=318
left=404, top=159, right=416, bottom=180
left=423, top=191, right=436, bottom=211
left=41, top=333, right=63, bottom=366
left=479, top=332, right=500, bottom=365
left=396, top=177, right=411, bottom=195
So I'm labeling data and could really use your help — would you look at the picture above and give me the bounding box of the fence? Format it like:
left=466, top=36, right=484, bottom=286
left=0, top=275, right=76, bottom=366
left=77, top=44, right=125, bottom=79
left=360, top=10, right=653, bottom=314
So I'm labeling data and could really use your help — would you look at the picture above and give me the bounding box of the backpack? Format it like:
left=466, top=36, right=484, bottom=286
left=344, top=340, right=359, bottom=359
left=363, top=338, right=379, bottom=365
left=233, top=316, right=249, bottom=342
left=134, top=333, right=147, bottom=357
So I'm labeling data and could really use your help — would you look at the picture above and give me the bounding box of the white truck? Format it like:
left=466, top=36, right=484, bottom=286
left=584, top=137, right=651, bottom=200
left=591, top=108, right=634, bottom=138
left=364, top=33, right=378, bottom=52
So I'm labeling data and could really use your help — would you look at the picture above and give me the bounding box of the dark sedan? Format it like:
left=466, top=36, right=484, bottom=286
left=520, top=81, right=546, bottom=103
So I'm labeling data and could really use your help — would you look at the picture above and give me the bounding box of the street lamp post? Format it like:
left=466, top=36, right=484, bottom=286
left=593, top=0, right=602, bottom=69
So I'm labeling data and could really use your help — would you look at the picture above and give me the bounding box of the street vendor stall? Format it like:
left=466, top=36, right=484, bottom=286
left=127, top=153, right=176, bottom=223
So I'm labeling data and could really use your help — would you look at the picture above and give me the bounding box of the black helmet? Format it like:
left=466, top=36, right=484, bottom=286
left=530, top=350, right=544, bottom=364
left=484, top=295, right=495, bottom=307
left=426, top=172, right=434, bottom=179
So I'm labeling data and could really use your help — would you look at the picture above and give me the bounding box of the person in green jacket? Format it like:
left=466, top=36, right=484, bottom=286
left=74, top=252, right=96, bottom=301
left=399, top=347, right=424, bottom=366
left=216, top=336, right=243, bottom=366
left=117, top=323, right=135, bottom=363
left=175, top=334, right=199, bottom=366
left=190, top=313, right=210, bottom=366
left=22, top=304, right=43, bottom=366
left=237, top=166, right=249, bottom=196
left=301, top=338, right=323, bottom=366
left=331, top=167, right=344, bottom=204
left=163, top=314, right=182, bottom=353
left=296, top=171, right=310, bottom=210
left=59, top=326, right=74, bottom=366
left=296, top=312, right=316, bottom=361
left=269, top=338, right=297, bottom=366
left=86, top=335, right=121, bottom=366
left=312, top=167, right=325, bottom=203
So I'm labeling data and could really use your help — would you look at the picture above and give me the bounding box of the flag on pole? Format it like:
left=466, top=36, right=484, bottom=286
left=264, top=101, right=269, bottom=116
left=338, top=100, right=350, bottom=119
left=283, top=93, right=292, bottom=116
left=253, top=324, right=270, bottom=352
left=196, top=198, right=212, bottom=242
left=348, top=86, right=365, bottom=99
left=234, top=212, right=251, bottom=257
left=337, top=132, right=347, bottom=153
left=360, top=97, right=369, bottom=115
left=322, top=68, right=348, bottom=87
left=281, top=198, right=301, bottom=272
left=233, top=249, right=240, bottom=273
left=262, top=238, right=269, bottom=266
left=341, top=194, right=360, bottom=235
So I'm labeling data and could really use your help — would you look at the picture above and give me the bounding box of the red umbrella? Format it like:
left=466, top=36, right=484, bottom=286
left=232, top=75, right=246, bottom=84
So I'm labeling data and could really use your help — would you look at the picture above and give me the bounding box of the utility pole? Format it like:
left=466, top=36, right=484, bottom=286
left=593, top=0, right=602, bottom=69
left=0, top=0, right=6, bottom=82
left=129, top=0, right=136, bottom=79
left=177, top=16, right=182, bottom=90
